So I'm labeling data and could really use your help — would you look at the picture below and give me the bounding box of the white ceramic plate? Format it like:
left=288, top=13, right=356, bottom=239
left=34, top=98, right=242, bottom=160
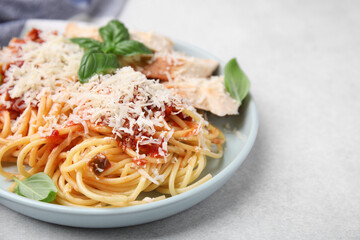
left=0, top=19, right=258, bottom=228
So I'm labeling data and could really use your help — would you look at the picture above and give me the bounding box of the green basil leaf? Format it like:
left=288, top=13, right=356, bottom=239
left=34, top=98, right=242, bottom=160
left=99, top=20, right=130, bottom=43
left=224, top=58, right=250, bottom=104
left=70, top=38, right=102, bottom=50
left=13, top=173, right=57, bottom=203
left=78, top=50, right=120, bottom=83
left=0, top=74, right=2, bottom=84
left=101, top=41, right=116, bottom=53
left=113, top=40, right=153, bottom=56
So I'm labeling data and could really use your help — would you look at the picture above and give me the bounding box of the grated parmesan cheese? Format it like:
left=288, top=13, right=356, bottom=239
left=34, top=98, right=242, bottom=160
left=0, top=32, right=83, bottom=107
left=138, top=168, right=160, bottom=185
left=151, top=168, right=165, bottom=183
left=63, top=67, right=186, bottom=149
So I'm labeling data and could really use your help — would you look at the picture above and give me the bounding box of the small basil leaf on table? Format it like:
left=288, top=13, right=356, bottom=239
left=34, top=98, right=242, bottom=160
left=113, top=40, right=153, bottom=56
left=224, top=58, right=250, bottom=105
left=99, top=20, right=130, bottom=43
left=13, top=172, right=57, bottom=202
left=70, top=38, right=102, bottom=50
left=78, top=50, right=120, bottom=83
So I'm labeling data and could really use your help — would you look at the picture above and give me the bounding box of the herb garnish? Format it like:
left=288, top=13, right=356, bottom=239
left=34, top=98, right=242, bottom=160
left=71, top=20, right=153, bottom=83
left=77, top=49, right=120, bottom=83
left=224, top=58, right=250, bottom=105
left=13, top=172, right=58, bottom=202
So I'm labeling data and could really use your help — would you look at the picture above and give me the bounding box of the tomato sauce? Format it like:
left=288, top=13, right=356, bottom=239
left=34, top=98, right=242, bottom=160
left=25, top=28, right=44, bottom=43
left=45, top=129, right=67, bottom=144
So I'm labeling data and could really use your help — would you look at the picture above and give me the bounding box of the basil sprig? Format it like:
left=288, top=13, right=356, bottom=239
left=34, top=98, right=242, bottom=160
left=13, top=172, right=58, bottom=203
left=224, top=58, right=250, bottom=105
left=78, top=50, right=120, bottom=83
left=71, top=20, right=153, bottom=83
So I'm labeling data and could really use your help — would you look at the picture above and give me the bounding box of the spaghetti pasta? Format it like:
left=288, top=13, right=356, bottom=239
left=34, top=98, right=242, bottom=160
left=0, top=28, right=225, bottom=207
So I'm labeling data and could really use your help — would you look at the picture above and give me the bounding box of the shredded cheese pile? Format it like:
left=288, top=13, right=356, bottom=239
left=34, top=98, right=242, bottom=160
left=66, top=67, right=184, bottom=140
left=0, top=33, right=84, bottom=107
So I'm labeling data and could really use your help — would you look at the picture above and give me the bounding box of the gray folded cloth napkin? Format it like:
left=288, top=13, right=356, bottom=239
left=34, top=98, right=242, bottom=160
left=0, top=0, right=126, bottom=46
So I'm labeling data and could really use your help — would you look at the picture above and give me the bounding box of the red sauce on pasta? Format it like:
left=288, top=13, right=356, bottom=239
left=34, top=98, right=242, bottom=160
left=46, top=129, right=67, bottom=144
left=132, top=158, right=147, bottom=166
left=116, top=103, right=187, bottom=157
left=25, top=28, right=44, bottom=43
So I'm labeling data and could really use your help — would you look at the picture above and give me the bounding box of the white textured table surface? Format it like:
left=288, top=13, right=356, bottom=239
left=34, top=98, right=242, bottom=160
left=1, top=0, right=360, bottom=239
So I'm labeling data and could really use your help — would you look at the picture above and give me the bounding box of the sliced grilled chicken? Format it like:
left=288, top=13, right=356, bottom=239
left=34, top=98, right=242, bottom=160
left=137, top=52, right=218, bottom=81
left=65, top=23, right=103, bottom=41
left=130, top=31, right=173, bottom=53
left=165, top=76, right=239, bottom=116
